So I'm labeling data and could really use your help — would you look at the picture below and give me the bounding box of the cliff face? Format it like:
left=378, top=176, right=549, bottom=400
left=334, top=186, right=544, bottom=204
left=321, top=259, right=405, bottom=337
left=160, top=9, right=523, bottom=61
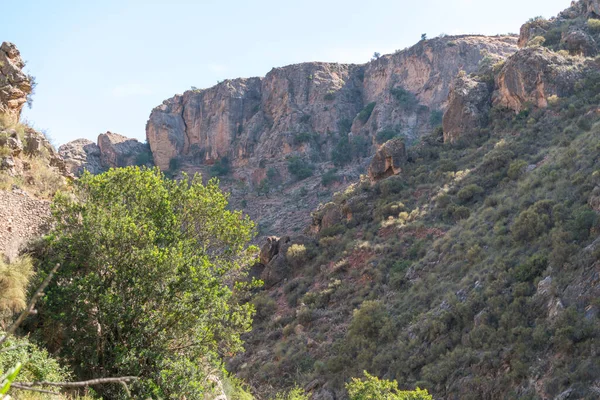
left=146, top=35, right=518, bottom=174
left=0, top=42, right=32, bottom=125
left=358, top=36, right=516, bottom=138
left=493, top=47, right=585, bottom=112
left=146, top=64, right=364, bottom=172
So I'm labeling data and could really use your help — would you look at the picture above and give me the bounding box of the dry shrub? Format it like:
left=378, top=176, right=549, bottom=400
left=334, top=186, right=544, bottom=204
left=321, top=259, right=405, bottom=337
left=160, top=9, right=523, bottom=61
left=0, top=255, right=34, bottom=325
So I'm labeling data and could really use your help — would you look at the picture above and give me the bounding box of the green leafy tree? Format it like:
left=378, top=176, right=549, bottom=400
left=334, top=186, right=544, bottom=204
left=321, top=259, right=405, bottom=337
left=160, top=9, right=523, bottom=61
left=274, top=385, right=309, bottom=400
left=36, top=167, right=257, bottom=398
left=257, top=178, right=271, bottom=197
left=287, top=156, right=315, bottom=181
left=331, top=133, right=353, bottom=166
left=346, top=371, right=432, bottom=400
left=211, top=156, right=231, bottom=176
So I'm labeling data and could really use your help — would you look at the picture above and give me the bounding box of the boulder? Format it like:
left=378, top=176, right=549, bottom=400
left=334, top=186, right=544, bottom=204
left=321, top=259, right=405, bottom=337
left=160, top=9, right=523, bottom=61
left=443, top=74, right=492, bottom=143
left=320, top=203, right=343, bottom=230
left=0, top=156, right=15, bottom=171
left=259, top=236, right=282, bottom=265
left=58, top=138, right=103, bottom=175
left=562, top=29, right=597, bottom=57
left=97, top=131, right=150, bottom=169
left=0, top=130, right=22, bottom=156
left=587, top=0, right=600, bottom=16
left=368, top=138, right=406, bottom=182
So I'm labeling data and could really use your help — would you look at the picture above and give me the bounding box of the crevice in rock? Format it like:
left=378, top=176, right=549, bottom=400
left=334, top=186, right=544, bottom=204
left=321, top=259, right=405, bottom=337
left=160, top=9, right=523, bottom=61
left=180, top=102, right=191, bottom=156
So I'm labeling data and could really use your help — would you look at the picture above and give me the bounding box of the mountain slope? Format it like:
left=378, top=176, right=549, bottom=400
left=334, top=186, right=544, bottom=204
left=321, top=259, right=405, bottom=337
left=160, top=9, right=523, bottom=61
left=226, top=2, right=600, bottom=399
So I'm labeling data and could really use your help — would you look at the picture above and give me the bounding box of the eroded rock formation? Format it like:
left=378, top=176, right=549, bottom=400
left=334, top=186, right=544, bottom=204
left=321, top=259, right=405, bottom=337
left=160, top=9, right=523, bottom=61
left=58, top=139, right=103, bottom=175
left=443, top=73, right=492, bottom=143
left=0, top=42, right=32, bottom=125
left=492, top=47, right=584, bottom=112
left=368, top=138, right=406, bottom=182
left=60, top=132, right=152, bottom=176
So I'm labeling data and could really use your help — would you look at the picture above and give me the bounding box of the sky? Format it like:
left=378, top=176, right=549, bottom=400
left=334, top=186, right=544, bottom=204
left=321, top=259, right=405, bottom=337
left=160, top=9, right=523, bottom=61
left=1, top=0, right=570, bottom=146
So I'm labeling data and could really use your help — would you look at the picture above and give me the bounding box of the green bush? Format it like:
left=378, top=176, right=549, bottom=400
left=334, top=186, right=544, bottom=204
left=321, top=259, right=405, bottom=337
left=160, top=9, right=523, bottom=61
left=274, top=386, right=309, bottom=400
left=351, top=135, right=370, bottom=158
left=512, top=254, right=547, bottom=282
left=357, top=102, right=376, bottom=123
left=457, top=184, right=484, bottom=203
left=287, top=156, right=315, bottom=180
left=287, top=244, right=309, bottom=268
left=507, top=160, right=528, bottom=180
left=480, top=147, right=514, bottom=173
left=293, top=132, right=314, bottom=145
left=135, top=149, right=153, bottom=166
left=0, top=332, right=70, bottom=397
left=322, top=169, right=342, bottom=186
left=569, top=207, right=599, bottom=241
left=527, top=36, right=546, bottom=47
left=168, top=156, right=181, bottom=173
left=376, top=129, right=400, bottom=144
left=253, top=292, right=277, bottom=322
left=390, top=87, right=418, bottom=110
left=211, top=156, right=231, bottom=176
left=587, top=18, right=600, bottom=33
left=346, top=371, right=432, bottom=400
left=332, top=133, right=353, bottom=166
left=348, top=301, right=391, bottom=340
left=37, top=167, right=257, bottom=398
left=338, top=118, right=353, bottom=134
left=429, top=110, right=443, bottom=127
left=512, top=207, right=551, bottom=242
left=324, top=92, right=335, bottom=101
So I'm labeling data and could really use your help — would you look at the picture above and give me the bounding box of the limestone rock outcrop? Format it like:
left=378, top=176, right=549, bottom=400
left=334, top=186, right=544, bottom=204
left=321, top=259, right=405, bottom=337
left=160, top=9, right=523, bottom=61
left=368, top=138, right=406, bottom=182
left=493, top=47, right=584, bottom=113
left=146, top=35, right=518, bottom=174
left=358, top=35, right=516, bottom=139
left=0, top=42, right=32, bottom=125
left=97, top=132, right=151, bottom=169
left=443, top=74, right=492, bottom=143
left=58, top=139, right=103, bottom=175
left=561, top=28, right=597, bottom=57
left=60, top=132, right=152, bottom=176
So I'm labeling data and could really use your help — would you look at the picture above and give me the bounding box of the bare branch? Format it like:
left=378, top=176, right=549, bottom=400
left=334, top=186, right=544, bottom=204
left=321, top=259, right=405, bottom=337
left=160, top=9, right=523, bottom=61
left=13, top=376, right=138, bottom=389
left=0, top=263, right=60, bottom=347
left=10, top=384, right=59, bottom=394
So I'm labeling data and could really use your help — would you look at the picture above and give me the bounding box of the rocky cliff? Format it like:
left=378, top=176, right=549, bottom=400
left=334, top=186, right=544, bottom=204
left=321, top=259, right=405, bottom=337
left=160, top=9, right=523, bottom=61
left=139, top=35, right=517, bottom=238
left=146, top=35, right=518, bottom=176
left=0, top=42, right=32, bottom=125
left=59, top=131, right=152, bottom=176
left=0, top=41, right=69, bottom=260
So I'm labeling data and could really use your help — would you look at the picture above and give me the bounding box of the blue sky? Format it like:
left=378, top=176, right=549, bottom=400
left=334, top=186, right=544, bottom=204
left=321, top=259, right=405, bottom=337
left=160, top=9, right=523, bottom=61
left=2, top=0, right=569, bottom=145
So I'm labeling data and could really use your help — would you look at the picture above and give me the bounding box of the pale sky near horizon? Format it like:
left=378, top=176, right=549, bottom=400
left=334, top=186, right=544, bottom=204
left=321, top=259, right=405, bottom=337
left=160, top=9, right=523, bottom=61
left=2, top=0, right=570, bottom=145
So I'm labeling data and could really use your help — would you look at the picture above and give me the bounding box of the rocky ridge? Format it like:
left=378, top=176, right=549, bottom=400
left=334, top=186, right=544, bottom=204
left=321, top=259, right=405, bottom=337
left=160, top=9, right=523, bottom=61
left=145, top=35, right=517, bottom=177
left=59, top=131, right=151, bottom=176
